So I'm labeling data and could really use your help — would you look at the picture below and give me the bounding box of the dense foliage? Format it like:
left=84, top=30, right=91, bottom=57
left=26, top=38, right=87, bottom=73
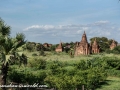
left=106, top=45, right=120, bottom=54
left=7, top=56, right=115, bottom=90
left=7, top=55, right=120, bottom=90
left=90, top=37, right=117, bottom=52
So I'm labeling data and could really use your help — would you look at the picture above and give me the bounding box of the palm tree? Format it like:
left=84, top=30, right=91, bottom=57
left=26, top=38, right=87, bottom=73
left=0, top=18, right=27, bottom=90
left=0, top=18, right=10, bottom=36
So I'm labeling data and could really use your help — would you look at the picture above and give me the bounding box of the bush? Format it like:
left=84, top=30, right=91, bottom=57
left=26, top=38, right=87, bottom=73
left=108, top=46, right=120, bottom=54
left=8, top=68, right=47, bottom=84
left=106, top=58, right=120, bottom=70
left=45, top=58, right=107, bottom=90
left=105, top=49, right=112, bottom=54
left=8, top=56, right=120, bottom=89
left=39, top=49, right=45, bottom=56
left=32, top=53, right=38, bottom=56
left=8, top=69, right=26, bottom=83
left=29, top=58, right=46, bottom=70
left=107, top=69, right=120, bottom=77
left=113, top=46, right=120, bottom=54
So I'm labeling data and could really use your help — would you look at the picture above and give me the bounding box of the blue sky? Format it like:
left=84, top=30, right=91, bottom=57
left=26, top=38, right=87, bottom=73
left=0, top=0, right=120, bottom=44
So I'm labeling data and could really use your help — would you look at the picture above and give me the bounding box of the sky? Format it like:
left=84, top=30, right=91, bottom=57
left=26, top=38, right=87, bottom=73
left=0, top=0, right=120, bottom=44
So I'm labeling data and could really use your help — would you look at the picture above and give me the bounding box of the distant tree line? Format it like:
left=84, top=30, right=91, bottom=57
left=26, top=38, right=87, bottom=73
left=23, top=37, right=118, bottom=55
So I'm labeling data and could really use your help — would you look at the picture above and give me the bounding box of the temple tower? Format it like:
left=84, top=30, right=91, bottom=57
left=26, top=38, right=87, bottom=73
left=92, top=38, right=100, bottom=53
left=74, top=31, right=90, bottom=55
left=55, top=41, right=63, bottom=52
left=110, top=40, right=117, bottom=50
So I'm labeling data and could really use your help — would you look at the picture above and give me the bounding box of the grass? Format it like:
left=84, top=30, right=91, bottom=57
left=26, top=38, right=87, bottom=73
left=97, top=76, right=120, bottom=90
left=27, top=51, right=120, bottom=90
left=7, top=50, right=120, bottom=90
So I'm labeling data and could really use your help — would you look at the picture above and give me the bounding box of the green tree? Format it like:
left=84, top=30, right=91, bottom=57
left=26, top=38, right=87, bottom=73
left=0, top=18, right=10, bottom=36
left=112, top=45, right=120, bottom=54
left=25, top=42, right=35, bottom=52
left=0, top=18, right=27, bottom=90
left=50, top=44, right=56, bottom=51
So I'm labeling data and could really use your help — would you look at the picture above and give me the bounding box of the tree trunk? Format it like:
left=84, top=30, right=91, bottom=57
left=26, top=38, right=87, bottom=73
left=0, top=63, right=9, bottom=90
left=82, top=85, right=84, bottom=90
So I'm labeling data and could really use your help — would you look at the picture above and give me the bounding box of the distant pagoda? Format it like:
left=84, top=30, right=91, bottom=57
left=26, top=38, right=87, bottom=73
left=55, top=41, right=63, bottom=52
left=74, top=31, right=100, bottom=56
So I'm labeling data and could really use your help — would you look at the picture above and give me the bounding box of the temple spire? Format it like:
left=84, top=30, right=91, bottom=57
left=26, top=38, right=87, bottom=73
left=110, top=39, right=117, bottom=50
left=112, top=39, right=115, bottom=43
left=95, top=38, right=96, bottom=41
left=93, top=38, right=98, bottom=45
left=84, top=31, right=85, bottom=34
left=55, top=41, right=63, bottom=52
left=81, top=31, right=88, bottom=43
left=59, top=40, right=62, bottom=46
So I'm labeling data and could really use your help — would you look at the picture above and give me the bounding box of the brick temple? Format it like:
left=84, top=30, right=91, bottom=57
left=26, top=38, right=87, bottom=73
left=74, top=31, right=100, bottom=56
left=55, top=42, right=63, bottom=52
left=110, top=40, right=117, bottom=50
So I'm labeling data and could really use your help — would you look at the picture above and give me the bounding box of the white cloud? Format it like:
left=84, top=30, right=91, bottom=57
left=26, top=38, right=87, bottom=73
left=24, top=25, right=55, bottom=31
left=95, top=20, right=109, bottom=24
left=23, top=20, right=120, bottom=43
left=23, top=24, right=90, bottom=31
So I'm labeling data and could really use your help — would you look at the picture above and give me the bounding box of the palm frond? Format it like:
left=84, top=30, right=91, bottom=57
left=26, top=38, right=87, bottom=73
left=0, top=52, right=6, bottom=63
left=0, top=18, right=11, bottom=36
left=3, top=37, right=13, bottom=54
left=16, top=33, right=25, bottom=42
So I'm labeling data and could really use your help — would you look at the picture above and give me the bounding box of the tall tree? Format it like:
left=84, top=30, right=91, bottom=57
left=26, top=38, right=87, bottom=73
left=0, top=18, right=27, bottom=90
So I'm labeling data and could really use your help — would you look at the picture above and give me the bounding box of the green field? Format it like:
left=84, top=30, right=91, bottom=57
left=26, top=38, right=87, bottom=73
left=23, top=51, right=120, bottom=90
left=3, top=49, right=120, bottom=90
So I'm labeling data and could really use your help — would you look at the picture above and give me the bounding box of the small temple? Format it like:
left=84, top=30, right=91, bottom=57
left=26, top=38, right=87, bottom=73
left=92, top=38, right=100, bottom=53
left=55, top=41, right=63, bottom=52
left=110, top=40, right=117, bottom=50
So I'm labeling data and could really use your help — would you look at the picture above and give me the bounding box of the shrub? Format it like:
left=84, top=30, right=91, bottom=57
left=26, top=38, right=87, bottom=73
left=29, top=58, right=46, bottom=70
left=32, top=53, right=38, bottom=56
left=39, top=49, right=45, bottom=56
left=8, top=69, right=26, bottom=83
left=8, top=68, right=47, bottom=85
